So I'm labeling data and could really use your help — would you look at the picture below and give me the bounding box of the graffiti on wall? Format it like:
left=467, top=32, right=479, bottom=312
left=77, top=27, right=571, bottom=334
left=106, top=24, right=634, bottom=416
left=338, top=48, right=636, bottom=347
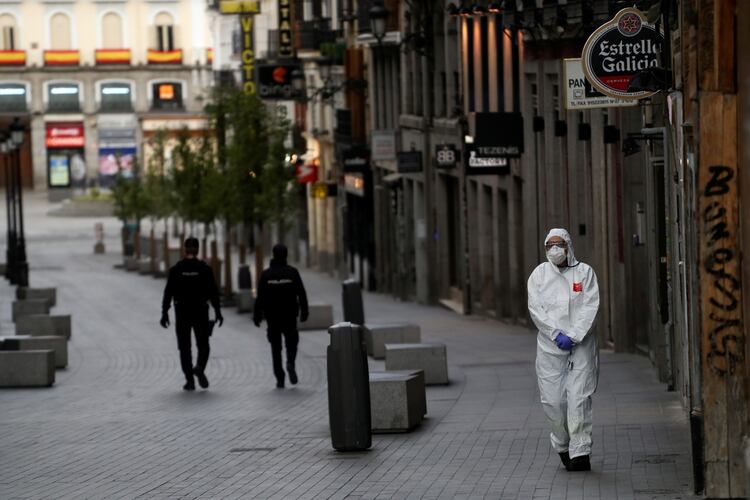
left=702, top=165, right=745, bottom=376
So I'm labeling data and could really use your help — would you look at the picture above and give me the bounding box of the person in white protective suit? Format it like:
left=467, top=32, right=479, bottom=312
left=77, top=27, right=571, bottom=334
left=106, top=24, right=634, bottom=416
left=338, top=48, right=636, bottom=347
left=527, top=228, right=600, bottom=472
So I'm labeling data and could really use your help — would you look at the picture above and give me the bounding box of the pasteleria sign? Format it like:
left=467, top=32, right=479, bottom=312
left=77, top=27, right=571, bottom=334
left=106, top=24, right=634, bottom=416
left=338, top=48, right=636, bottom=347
left=581, top=8, right=664, bottom=99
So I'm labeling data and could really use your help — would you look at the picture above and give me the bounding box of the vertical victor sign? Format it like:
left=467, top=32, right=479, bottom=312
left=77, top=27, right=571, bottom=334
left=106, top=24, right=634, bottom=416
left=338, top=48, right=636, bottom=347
left=278, top=0, right=294, bottom=58
left=241, top=14, right=256, bottom=95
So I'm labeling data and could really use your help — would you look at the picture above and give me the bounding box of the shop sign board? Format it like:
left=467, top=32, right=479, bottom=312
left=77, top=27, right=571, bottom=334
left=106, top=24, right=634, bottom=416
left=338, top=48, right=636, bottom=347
left=342, top=146, right=369, bottom=173
left=435, top=144, right=459, bottom=169
left=46, top=122, right=84, bottom=148
left=371, top=130, right=396, bottom=161
left=240, top=15, right=256, bottom=95
left=257, top=63, right=300, bottom=99
left=277, top=0, right=293, bottom=57
left=581, top=8, right=665, bottom=99
left=563, top=58, right=637, bottom=109
left=397, top=151, right=422, bottom=174
left=466, top=145, right=509, bottom=175
left=295, top=162, right=318, bottom=184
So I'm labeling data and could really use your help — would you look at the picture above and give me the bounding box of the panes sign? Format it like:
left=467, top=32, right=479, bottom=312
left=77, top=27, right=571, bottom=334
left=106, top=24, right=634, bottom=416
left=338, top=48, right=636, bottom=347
left=581, top=8, right=664, bottom=100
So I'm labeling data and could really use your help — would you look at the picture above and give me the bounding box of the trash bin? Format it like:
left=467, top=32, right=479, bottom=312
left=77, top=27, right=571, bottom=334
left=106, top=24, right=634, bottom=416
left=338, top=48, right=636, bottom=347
left=237, top=265, right=252, bottom=290
left=342, top=279, right=365, bottom=326
left=327, top=322, right=371, bottom=451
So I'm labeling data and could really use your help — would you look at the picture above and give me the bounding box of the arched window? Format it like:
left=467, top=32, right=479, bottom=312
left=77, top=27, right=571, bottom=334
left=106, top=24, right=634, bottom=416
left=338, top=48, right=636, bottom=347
left=50, top=13, right=71, bottom=50
left=101, top=12, right=123, bottom=49
left=0, top=14, right=18, bottom=50
left=154, top=12, right=174, bottom=51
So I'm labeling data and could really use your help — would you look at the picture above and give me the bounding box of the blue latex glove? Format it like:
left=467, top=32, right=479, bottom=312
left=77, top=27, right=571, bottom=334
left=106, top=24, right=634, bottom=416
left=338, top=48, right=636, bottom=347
left=554, top=330, right=575, bottom=351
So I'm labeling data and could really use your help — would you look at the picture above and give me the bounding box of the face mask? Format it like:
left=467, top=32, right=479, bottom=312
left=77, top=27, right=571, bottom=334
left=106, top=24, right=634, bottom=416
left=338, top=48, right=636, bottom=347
left=546, top=246, right=567, bottom=265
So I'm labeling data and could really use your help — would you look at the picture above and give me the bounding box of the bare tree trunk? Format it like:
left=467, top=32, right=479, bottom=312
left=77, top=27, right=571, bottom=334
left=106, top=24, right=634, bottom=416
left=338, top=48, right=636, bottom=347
left=224, top=239, right=232, bottom=298
left=202, top=223, right=208, bottom=261
left=210, top=239, right=220, bottom=291
left=255, top=223, right=264, bottom=290
left=149, top=225, right=156, bottom=274
left=134, top=229, right=141, bottom=259
left=163, top=231, right=170, bottom=271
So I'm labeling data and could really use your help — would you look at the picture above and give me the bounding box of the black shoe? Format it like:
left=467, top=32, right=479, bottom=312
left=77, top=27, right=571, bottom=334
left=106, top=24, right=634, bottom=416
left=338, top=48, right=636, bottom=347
left=183, top=380, right=195, bottom=391
left=566, top=455, right=591, bottom=472
left=194, top=367, right=209, bottom=389
left=558, top=451, right=570, bottom=468
left=276, top=378, right=285, bottom=389
left=287, top=363, right=298, bottom=385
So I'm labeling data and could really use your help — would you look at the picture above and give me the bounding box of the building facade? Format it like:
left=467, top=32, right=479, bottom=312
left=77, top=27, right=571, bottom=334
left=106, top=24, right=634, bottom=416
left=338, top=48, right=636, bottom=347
left=0, top=0, right=213, bottom=198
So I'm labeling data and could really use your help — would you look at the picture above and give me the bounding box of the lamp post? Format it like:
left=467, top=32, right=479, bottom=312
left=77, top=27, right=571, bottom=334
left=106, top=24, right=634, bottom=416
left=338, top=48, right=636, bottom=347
left=368, top=1, right=388, bottom=44
left=10, top=117, right=27, bottom=287
left=1, top=134, right=13, bottom=282
left=4, top=135, right=16, bottom=283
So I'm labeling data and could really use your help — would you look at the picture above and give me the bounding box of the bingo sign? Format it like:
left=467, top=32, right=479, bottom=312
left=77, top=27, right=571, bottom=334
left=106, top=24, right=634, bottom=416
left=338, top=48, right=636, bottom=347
left=581, top=8, right=664, bottom=100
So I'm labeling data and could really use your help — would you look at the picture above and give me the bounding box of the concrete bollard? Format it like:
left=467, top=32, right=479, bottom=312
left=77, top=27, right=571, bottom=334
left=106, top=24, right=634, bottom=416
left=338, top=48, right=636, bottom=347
left=1, top=336, right=68, bottom=368
left=124, top=256, right=139, bottom=271
left=364, top=323, right=421, bottom=359
left=236, top=290, right=254, bottom=313
left=385, top=343, right=449, bottom=385
left=137, top=258, right=152, bottom=275
left=16, top=287, right=57, bottom=307
left=16, top=314, right=72, bottom=339
left=298, top=303, right=335, bottom=331
left=0, top=350, right=55, bottom=387
left=12, top=299, right=51, bottom=322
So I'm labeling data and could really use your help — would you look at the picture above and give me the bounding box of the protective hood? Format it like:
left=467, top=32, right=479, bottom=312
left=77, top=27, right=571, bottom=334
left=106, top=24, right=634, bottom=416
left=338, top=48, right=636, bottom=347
left=544, top=228, right=579, bottom=267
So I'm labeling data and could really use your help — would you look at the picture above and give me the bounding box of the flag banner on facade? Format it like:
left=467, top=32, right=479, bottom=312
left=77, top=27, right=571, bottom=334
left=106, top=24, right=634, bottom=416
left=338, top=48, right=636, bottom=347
left=147, top=49, right=183, bottom=64
left=95, top=49, right=131, bottom=65
left=206, top=48, right=214, bottom=64
left=0, top=50, right=26, bottom=66
left=44, top=50, right=80, bottom=66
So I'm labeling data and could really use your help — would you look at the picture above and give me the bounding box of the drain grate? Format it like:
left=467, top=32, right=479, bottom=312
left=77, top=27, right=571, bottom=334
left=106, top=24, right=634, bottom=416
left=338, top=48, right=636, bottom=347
left=229, top=447, right=276, bottom=453
left=633, top=454, right=679, bottom=464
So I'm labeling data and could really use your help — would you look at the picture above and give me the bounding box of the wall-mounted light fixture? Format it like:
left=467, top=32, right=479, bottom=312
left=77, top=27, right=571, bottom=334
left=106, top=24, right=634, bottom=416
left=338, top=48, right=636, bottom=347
left=446, top=3, right=460, bottom=17
left=472, top=4, right=487, bottom=16
left=487, top=2, right=503, bottom=14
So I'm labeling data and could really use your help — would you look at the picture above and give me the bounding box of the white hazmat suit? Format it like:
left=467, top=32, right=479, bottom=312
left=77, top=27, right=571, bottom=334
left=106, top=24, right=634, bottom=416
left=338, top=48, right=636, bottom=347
left=527, top=228, right=600, bottom=459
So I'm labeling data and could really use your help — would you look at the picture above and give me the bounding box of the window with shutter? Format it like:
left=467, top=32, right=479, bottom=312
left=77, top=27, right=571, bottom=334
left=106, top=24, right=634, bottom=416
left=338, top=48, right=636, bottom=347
left=102, top=13, right=123, bottom=49
left=0, top=15, right=16, bottom=50
left=50, top=13, right=72, bottom=50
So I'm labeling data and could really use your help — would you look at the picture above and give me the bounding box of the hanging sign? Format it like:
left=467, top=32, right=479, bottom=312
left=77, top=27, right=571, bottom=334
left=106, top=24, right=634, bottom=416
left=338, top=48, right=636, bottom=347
left=278, top=0, right=294, bottom=57
left=240, top=15, right=256, bottom=95
left=581, top=8, right=664, bottom=100
left=466, top=145, right=509, bottom=175
left=563, top=58, right=637, bottom=109
left=219, top=1, right=261, bottom=14
left=435, top=144, right=459, bottom=169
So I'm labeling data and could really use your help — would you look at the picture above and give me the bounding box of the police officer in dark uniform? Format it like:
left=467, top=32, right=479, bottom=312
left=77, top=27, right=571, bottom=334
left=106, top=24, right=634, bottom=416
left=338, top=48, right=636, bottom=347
left=253, top=244, right=309, bottom=388
left=160, top=237, right=223, bottom=391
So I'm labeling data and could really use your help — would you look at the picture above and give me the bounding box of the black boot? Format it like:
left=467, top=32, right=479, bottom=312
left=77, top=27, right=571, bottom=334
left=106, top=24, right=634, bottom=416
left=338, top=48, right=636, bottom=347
left=566, top=455, right=591, bottom=471
left=194, top=367, right=209, bottom=389
left=276, top=375, right=285, bottom=389
left=287, top=363, right=298, bottom=385
left=183, top=378, right=195, bottom=391
left=558, top=452, right=570, bottom=468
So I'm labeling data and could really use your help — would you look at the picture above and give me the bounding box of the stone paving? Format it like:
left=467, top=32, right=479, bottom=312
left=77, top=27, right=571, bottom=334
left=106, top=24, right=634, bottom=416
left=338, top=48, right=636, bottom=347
left=0, top=193, right=696, bottom=499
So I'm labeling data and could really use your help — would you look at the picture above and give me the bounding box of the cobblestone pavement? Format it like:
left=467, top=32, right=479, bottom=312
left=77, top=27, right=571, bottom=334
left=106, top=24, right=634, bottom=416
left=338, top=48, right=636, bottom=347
left=0, top=193, right=696, bottom=499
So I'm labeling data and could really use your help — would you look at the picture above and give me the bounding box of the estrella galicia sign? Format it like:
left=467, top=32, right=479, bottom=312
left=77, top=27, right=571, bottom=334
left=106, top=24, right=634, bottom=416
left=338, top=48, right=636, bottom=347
left=581, top=8, right=664, bottom=99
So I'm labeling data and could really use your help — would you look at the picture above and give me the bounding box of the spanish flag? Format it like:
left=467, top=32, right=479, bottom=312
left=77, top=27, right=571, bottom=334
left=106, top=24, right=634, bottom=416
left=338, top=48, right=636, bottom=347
left=44, top=50, right=80, bottom=66
left=0, top=50, right=25, bottom=66
left=96, top=49, right=131, bottom=65
left=147, top=49, right=182, bottom=64
left=206, top=48, right=213, bottom=64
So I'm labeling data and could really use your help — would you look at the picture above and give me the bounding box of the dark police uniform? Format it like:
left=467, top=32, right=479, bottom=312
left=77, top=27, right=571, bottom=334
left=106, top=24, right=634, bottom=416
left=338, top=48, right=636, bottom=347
left=162, top=257, right=221, bottom=383
left=253, top=257, right=309, bottom=386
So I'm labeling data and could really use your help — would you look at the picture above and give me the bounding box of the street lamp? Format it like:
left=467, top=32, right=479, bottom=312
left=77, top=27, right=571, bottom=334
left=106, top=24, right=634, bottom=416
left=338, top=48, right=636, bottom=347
left=368, top=1, right=389, bottom=44
left=9, top=117, right=27, bottom=287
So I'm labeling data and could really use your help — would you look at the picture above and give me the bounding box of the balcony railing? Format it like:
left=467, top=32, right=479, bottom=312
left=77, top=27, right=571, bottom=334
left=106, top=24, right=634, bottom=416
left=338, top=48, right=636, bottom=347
left=295, top=19, right=341, bottom=51
left=0, top=50, right=26, bottom=66
left=96, top=49, right=131, bottom=65
left=44, top=50, right=80, bottom=66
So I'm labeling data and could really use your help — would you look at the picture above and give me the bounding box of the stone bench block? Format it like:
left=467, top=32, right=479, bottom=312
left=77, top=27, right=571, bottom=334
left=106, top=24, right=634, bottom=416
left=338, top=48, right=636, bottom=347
left=16, top=287, right=57, bottom=307
left=138, top=258, right=153, bottom=274
left=0, top=350, right=55, bottom=387
left=124, top=256, right=139, bottom=271
left=15, top=315, right=72, bottom=339
left=369, top=370, right=426, bottom=432
left=236, top=290, right=254, bottom=313
left=364, top=323, right=421, bottom=359
left=299, top=303, right=334, bottom=331
left=385, top=343, right=449, bottom=385
left=12, top=299, right=51, bottom=322
left=1, top=336, right=67, bottom=368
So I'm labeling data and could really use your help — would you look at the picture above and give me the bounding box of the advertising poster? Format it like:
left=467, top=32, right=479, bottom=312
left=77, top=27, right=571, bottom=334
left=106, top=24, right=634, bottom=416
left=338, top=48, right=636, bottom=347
left=49, top=155, right=71, bottom=187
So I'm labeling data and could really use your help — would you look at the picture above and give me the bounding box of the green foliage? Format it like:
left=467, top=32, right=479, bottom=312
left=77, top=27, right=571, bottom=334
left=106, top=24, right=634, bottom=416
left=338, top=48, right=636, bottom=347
left=111, top=156, right=148, bottom=227
left=143, top=130, right=175, bottom=222
left=206, top=85, right=297, bottom=230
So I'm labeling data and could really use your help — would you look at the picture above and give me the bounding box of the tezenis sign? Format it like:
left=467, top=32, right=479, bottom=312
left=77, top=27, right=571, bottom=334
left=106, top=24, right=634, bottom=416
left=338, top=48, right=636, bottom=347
left=581, top=8, right=664, bottom=99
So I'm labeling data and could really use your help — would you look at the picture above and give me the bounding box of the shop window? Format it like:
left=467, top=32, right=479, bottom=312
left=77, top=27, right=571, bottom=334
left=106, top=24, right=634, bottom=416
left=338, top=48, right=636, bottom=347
left=101, top=12, right=123, bottom=49
left=154, top=12, right=174, bottom=51
left=0, top=14, right=17, bottom=50
left=100, top=82, right=132, bottom=112
left=0, top=83, right=27, bottom=111
left=47, top=83, right=80, bottom=112
left=152, top=82, right=183, bottom=110
left=50, top=13, right=72, bottom=50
